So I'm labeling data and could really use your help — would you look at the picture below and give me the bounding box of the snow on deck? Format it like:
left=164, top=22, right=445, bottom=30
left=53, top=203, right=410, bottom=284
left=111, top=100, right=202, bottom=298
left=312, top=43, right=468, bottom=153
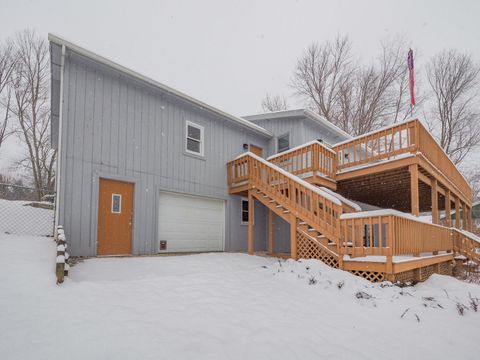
left=1, top=233, right=479, bottom=359
left=343, top=251, right=451, bottom=263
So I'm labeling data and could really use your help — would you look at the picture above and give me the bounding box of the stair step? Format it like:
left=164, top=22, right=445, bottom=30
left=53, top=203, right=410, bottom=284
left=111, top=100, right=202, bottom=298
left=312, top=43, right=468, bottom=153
left=263, top=195, right=269, bottom=198
left=269, top=200, right=275, bottom=203
left=299, top=222, right=306, bottom=225
left=308, top=228, right=317, bottom=232
left=283, top=210, right=290, bottom=214
left=275, top=205, right=283, bottom=208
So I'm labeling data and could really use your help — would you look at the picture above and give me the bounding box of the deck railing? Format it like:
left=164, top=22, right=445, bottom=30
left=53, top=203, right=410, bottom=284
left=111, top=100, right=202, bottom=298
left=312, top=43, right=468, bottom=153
left=333, top=120, right=417, bottom=171
left=452, top=229, right=480, bottom=264
left=332, top=119, right=471, bottom=200
left=268, top=141, right=337, bottom=180
left=416, top=123, right=471, bottom=200
left=339, top=212, right=453, bottom=258
left=227, top=153, right=343, bottom=240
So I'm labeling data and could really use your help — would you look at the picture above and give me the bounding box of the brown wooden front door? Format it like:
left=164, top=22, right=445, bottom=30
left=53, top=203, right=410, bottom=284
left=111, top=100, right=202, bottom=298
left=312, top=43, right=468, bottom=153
left=97, top=178, right=134, bottom=255
left=250, top=144, right=263, bottom=157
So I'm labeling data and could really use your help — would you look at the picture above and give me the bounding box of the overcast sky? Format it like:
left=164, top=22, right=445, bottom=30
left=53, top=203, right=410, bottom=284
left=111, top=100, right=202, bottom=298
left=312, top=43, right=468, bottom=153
left=1, top=0, right=480, bottom=170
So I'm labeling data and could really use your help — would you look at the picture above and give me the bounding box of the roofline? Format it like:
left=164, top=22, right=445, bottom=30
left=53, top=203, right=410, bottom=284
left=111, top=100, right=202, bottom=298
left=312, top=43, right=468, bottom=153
left=48, top=33, right=272, bottom=138
left=243, top=109, right=351, bottom=139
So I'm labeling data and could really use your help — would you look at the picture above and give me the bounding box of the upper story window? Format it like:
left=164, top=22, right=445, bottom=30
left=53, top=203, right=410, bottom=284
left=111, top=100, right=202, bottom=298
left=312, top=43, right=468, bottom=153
left=186, top=121, right=204, bottom=156
left=277, top=133, right=290, bottom=153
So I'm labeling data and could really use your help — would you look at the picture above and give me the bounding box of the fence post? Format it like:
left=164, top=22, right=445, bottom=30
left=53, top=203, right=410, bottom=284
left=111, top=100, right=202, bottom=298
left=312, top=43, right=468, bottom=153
left=55, top=226, right=69, bottom=284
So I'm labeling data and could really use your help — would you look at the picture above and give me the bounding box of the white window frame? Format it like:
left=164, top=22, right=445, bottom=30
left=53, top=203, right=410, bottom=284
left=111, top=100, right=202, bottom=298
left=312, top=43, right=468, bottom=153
left=240, top=197, right=252, bottom=225
left=277, top=132, right=290, bottom=153
left=185, top=120, right=205, bottom=157
left=111, top=193, right=122, bottom=214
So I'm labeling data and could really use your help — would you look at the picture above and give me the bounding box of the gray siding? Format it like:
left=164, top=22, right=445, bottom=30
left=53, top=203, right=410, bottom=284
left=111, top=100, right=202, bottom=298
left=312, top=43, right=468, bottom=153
left=253, top=117, right=306, bottom=157
left=55, top=48, right=270, bottom=256
left=302, top=119, right=348, bottom=146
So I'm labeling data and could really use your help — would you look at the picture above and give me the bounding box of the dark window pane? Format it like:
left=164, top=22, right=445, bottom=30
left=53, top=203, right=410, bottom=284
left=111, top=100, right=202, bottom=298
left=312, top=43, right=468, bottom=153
left=242, top=211, right=249, bottom=223
left=278, top=134, right=289, bottom=152
left=188, top=125, right=201, bottom=140
left=242, top=200, right=249, bottom=211
left=111, top=194, right=121, bottom=213
left=187, top=138, right=200, bottom=153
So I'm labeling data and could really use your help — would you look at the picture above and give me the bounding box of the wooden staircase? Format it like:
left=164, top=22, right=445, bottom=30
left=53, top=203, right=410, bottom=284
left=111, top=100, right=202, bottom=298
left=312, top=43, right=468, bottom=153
left=227, top=152, right=480, bottom=282
left=251, top=187, right=342, bottom=266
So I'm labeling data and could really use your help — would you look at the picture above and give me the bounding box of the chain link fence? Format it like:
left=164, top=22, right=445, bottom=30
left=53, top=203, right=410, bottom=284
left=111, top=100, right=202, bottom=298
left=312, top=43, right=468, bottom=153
left=0, top=183, right=55, bottom=237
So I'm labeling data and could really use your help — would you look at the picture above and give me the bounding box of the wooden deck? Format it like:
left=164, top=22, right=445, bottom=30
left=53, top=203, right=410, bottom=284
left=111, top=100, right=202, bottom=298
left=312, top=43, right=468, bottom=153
left=264, top=119, right=472, bottom=227
left=227, top=122, right=479, bottom=282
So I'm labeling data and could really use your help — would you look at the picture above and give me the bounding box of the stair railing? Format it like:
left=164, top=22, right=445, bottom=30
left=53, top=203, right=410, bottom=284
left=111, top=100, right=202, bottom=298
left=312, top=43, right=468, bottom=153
left=228, top=152, right=343, bottom=241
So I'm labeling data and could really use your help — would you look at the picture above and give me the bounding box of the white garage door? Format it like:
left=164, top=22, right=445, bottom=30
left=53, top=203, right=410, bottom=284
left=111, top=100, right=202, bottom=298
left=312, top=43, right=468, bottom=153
left=158, top=192, right=225, bottom=252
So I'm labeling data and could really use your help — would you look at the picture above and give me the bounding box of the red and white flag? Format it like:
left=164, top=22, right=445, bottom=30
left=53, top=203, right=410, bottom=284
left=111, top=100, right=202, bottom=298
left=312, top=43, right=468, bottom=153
left=407, top=49, right=415, bottom=106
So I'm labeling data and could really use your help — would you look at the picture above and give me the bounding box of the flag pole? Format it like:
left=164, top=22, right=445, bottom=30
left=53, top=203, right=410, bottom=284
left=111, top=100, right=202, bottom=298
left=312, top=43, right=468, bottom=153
left=407, top=48, right=415, bottom=118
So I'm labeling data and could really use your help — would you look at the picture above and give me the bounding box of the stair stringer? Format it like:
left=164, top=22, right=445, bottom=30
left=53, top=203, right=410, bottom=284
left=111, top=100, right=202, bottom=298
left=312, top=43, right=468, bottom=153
left=250, top=188, right=341, bottom=270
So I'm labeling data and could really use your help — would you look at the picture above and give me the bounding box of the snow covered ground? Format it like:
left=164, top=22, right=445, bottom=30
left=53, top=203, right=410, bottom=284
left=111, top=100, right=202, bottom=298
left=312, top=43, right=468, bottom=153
left=1, top=233, right=479, bottom=360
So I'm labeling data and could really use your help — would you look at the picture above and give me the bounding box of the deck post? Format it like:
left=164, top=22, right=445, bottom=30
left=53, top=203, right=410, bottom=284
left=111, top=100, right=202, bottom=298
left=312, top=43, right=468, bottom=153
left=290, top=213, right=298, bottom=260
left=409, top=164, right=420, bottom=216
left=462, top=202, right=468, bottom=231
left=386, top=215, right=394, bottom=277
left=455, top=197, right=461, bottom=229
left=445, top=190, right=451, bottom=226
left=268, top=209, right=274, bottom=254
left=431, top=179, right=439, bottom=224
left=247, top=190, right=254, bottom=255
left=467, top=206, right=473, bottom=231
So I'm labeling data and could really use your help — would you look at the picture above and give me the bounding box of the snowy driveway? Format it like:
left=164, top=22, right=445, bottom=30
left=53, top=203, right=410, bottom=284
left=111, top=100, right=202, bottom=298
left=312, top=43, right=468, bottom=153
left=1, top=233, right=479, bottom=360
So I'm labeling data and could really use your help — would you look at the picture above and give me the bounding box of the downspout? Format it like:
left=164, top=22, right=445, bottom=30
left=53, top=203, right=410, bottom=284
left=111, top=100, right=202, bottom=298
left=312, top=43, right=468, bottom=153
left=54, top=44, right=66, bottom=232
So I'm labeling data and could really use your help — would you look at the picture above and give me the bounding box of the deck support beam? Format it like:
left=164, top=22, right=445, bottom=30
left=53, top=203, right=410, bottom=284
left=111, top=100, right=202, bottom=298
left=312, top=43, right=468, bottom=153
left=445, top=190, right=451, bottom=226
left=468, top=206, right=473, bottom=231
left=455, top=197, right=461, bottom=229
left=290, top=213, right=297, bottom=260
left=268, top=209, right=274, bottom=254
left=462, top=202, right=468, bottom=231
left=431, top=179, right=439, bottom=224
left=409, top=164, right=419, bottom=216
left=247, top=190, right=254, bottom=255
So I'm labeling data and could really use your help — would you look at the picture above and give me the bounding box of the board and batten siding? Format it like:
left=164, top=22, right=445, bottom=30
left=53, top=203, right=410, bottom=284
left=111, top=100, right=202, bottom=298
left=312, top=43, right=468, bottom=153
left=54, top=46, right=269, bottom=256
left=253, top=117, right=306, bottom=157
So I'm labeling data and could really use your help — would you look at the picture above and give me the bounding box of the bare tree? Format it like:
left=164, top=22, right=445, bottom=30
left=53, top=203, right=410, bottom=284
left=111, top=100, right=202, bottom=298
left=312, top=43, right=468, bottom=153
left=291, top=35, right=353, bottom=126
left=426, top=49, right=480, bottom=165
left=261, top=93, right=288, bottom=112
left=0, top=38, right=16, bottom=149
left=9, top=30, right=55, bottom=200
left=291, top=35, right=415, bottom=136
left=466, top=169, right=480, bottom=202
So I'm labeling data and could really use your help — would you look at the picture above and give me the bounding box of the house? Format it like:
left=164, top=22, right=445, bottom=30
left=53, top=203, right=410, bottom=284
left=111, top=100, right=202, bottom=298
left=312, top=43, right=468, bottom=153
left=49, top=34, right=349, bottom=257
left=50, top=34, right=478, bottom=282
